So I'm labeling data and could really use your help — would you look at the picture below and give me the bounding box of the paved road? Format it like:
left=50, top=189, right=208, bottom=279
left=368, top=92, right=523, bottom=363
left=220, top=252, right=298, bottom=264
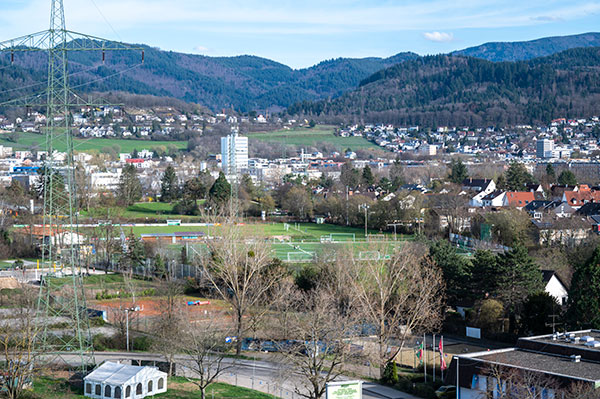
left=51, top=351, right=418, bottom=399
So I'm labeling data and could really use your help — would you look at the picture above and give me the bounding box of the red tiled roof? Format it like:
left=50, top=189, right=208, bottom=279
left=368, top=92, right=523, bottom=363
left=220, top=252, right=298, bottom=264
left=505, top=191, right=535, bottom=207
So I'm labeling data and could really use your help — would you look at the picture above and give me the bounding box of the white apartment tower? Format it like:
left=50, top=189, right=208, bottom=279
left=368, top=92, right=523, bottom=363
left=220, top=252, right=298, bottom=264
left=221, top=130, right=248, bottom=178
left=536, top=139, right=554, bottom=159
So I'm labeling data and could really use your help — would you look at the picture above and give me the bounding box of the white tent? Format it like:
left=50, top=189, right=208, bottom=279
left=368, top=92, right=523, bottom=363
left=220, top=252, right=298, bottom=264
left=84, top=361, right=167, bottom=399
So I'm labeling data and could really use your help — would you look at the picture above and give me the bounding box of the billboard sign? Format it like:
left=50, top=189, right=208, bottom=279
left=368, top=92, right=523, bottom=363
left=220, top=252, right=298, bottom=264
left=326, top=381, right=362, bottom=399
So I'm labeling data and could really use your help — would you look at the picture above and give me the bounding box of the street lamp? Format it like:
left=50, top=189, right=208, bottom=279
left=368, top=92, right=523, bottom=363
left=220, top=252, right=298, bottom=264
left=359, top=203, right=370, bottom=239
left=125, top=306, right=140, bottom=351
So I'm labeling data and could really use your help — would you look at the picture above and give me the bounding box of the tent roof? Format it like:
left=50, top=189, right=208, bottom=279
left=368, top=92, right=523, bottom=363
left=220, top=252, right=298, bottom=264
left=84, top=362, right=165, bottom=386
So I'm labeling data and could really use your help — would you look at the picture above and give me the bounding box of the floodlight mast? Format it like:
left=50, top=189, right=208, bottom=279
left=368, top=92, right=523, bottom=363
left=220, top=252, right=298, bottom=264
left=0, top=0, right=143, bottom=373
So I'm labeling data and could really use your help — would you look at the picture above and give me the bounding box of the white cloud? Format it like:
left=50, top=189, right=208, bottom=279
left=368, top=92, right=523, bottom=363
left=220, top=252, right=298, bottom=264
left=423, top=31, right=454, bottom=42
left=193, top=45, right=209, bottom=52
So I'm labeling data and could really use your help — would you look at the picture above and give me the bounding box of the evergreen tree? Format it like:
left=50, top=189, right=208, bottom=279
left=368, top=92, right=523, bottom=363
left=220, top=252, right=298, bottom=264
left=183, top=177, right=208, bottom=201
left=154, top=254, right=166, bottom=278
left=471, top=250, right=498, bottom=299
left=117, top=164, right=142, bottom=206
left=545, top=164, right=556, bottom=183
left=520, top=292, right=558, bottom=335
left=382, top=361, right=399, bottom=385
left=557, top=170, right=577, bottom=186
left=429, top=240, right=473, bottom=304
left=160, top=165, right=179, bottom=203
left=131, top=149, right=139, bottom=159
left=495, top=241, right=543, bottom=331
left=505, top=162, right=536, bottom=191
left=208, top=172, right=231, bottom=208
left=362, top=165, right=375, bottom=186
left=496, top=174, right=507, bottom=190
left=567, top=246, right=600, bottom=329
left=120, top=232, right=145, bottom=272
left=448, top=158, right=468, bottom=184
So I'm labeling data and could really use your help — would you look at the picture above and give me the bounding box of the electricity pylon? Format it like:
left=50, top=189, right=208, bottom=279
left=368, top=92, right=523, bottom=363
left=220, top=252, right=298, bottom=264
left=0, top=0, right=142, bottom=372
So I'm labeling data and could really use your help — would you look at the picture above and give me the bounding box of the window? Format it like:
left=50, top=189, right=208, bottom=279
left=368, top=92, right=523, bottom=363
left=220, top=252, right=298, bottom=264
left=136, top=384, right=142, bottom=395
left=114, top=387, right=122, bottom=399
left=148, top=380, right=153, bottom=392
left=125, top=386, right=131, bottom=398
left=158, top=378, right=164, bottom=390
left=86, top=384, right=92, bottom=394
left=105, top=386, right=111, bottom=398
left=96, top=385, right=101, bottom=396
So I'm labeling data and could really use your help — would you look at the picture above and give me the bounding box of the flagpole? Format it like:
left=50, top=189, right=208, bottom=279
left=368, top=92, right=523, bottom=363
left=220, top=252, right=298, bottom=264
left=433, top=333, right=436, bottom=382
left=423, top=333, right=427, bottom=383
left=441, top=335, right=444, bottom=381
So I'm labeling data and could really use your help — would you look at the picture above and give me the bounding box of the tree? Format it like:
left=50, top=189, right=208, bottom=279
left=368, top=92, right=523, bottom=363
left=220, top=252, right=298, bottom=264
left=340, top=162, right=359, bottom=188
left=448, top=158, right=468, bottom=184
left=180, top=316, right=234, bottom=399
left=282, top=186, right=313, bottom=220
left=470, top=250, right=498, bottom=299
left=473, top=299, right=504, bottom=333
left=558, top=170, right=577, bottom=186
left=429, top=240, right=473, bottom=304
left=362, top=165, right=375, bottom=186
left=520, top=292, right=559, bottom=335
left=119, top=232, right=145, bottom=272
left=276, top=286, right=352, bottom=399
left=382, top=362, right=399, bottom=385
left=545, top=164, right=556, bottom=183
left=208, top=172, right=231, bottom=208
left=152, top=275, right=185, bottom=376
left=203, top=225, right=287, bottom=355
left=0, top=289, right=39, bottom=399
left=117, top=164, right=142, bottom=206
left=389, top=159, right=405, bottom=190
left=495, top=241, right=543, bottom=332
left=345, top=243, right=444, bottom=378
left=505, top=162, right=535, bottom=191
left=567, top=246, right=600, bottom=329
left=160, top=165, right=179, bottom=202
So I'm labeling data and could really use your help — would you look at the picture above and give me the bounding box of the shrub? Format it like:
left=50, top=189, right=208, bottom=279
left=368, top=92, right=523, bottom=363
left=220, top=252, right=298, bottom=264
left=133, top=336, right=153, bottom=351
left=382, top=362, right=399, bottom=385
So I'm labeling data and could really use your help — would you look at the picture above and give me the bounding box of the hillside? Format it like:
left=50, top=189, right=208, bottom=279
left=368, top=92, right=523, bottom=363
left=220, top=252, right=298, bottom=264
left=453, top=32, right=600, bottom=62
left=287, top=47, right=600, bottom=127
left=0, top=47, right=418, bottom=112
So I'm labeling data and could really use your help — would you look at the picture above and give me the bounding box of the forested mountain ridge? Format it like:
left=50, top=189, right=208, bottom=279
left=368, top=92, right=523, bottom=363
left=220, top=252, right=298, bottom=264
left=454, top=32, right=600, bottom=62
left=0, top=46, right=418, bottom=112
left=287, top=47, right=600, bottom=127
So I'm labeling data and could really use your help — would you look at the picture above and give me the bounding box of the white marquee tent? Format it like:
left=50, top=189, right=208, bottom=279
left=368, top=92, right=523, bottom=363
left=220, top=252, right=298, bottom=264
left=84, top=361, right=167, bottom=399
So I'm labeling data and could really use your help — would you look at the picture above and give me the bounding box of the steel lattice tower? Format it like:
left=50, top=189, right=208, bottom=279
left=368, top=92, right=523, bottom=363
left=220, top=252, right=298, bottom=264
left=0, top=0, right=142, bottom=372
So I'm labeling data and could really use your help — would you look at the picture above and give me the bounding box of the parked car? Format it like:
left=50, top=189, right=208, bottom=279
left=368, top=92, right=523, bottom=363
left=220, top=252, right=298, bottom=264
left=435, top=385, right=456, bottom=398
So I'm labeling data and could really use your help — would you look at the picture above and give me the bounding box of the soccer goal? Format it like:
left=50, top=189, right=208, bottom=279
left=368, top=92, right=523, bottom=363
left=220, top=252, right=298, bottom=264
left=320, top=235, right=333, bottom=243
left=358, top=251, right=381, bottom=261
left=328, top=233, right=356, bottom=242
left=286, top=251, right=316, bottom=263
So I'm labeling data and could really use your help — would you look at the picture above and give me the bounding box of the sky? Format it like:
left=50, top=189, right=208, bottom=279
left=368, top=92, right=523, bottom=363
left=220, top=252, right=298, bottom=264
left=0, top=0, right=599, bottom=68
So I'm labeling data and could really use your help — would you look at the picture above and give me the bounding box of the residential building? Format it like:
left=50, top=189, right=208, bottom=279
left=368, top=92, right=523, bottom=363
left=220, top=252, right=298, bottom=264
left=536, top=138, right=554, bottom=158
left=221, top=131, right=248, bottom=177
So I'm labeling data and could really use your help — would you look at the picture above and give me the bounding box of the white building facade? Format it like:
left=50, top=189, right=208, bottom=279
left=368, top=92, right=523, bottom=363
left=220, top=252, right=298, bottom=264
left=221, top=132, right=248, bottom=177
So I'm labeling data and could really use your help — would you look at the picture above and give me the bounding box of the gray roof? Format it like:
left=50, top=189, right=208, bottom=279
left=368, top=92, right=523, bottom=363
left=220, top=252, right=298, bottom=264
left=469, top=349, right=600, bottom=382
left=84, top=362, right=165, bottom=386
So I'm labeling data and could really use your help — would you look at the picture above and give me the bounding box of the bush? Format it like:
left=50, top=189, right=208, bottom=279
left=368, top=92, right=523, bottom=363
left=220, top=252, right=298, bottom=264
left=382, top=362, right=399, bottom=385
left=133, top=336, right=153, bottom=351
left=89, top=317, right=106, bottom=327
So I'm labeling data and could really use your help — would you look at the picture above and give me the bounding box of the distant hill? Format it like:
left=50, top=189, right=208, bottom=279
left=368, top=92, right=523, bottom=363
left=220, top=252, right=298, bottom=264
left=453, top=32, right=600, bottom=62
left=0, top=47, right=418, bottom=112
left=287, top=47, right=600, bottom=127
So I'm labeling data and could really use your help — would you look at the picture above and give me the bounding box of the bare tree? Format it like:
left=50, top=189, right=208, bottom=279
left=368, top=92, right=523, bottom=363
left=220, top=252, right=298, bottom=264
left=276, top=286, right=354, bottom=399
left=202, top=222, right=287, bottom=355
left=180, top=317, right=234, bottom=399
left=485, top=363, right=562, bottom=399
left=344, top=243, right=445, bottom=378
left=152, top=275, right=185, bottom=376
left=0, top=289, right=39, bottom=399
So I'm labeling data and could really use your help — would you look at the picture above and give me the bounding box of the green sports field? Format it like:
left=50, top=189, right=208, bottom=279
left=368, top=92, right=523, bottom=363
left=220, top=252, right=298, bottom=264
left=247, top=125, right=378, bottom=151
left=0, top=132, right=187, bottom=153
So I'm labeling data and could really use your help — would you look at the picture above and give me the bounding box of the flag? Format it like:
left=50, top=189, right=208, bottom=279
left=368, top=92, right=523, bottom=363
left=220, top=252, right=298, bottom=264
left=416, top=342, right=424, bottom=363
left=439, top=337, right=447, bottom=370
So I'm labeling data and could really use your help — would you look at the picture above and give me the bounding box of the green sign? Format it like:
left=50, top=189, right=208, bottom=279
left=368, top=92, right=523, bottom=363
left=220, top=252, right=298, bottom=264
left=326, top=381, right=362, bottom=399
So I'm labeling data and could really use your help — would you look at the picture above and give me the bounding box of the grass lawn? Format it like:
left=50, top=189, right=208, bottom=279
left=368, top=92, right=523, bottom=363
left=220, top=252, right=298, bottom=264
left=83, top=202, right=206, bottom=221
left=127, top=222, right=392, bottom=241
left=28, top=376, right=276, bottom=399
left=0, top=132, right=187, bottom=154
left=247, top=125, right=377, bottom=151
